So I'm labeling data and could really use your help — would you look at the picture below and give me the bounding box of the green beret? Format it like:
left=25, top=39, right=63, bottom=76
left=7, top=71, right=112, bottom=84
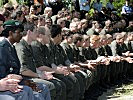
left=3, top=20, right=24, bottom=32
left=0, top=20, right=24, bottom=37
left=3, top=20, right=21, bottom=27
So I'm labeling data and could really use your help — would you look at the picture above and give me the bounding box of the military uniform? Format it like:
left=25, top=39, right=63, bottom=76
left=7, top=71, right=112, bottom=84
left=0, top=38, right=20, bottom=78
left=61, top=42, right=90, bottom=98
left=0, top=38, right=43, bottom=100
left=46, top=41, right=81, bottom=100
left=15, top=39, right=55, bottom=100
left=111, top=40, right=128, bottom=81
left=125, top=41, right=133, bottom=78
left=31, top=40, right=66, bottom=100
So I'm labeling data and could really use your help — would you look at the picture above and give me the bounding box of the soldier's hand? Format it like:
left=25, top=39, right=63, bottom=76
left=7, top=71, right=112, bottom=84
left=87, top=63, right=96, bottom=71
left=125, top=57, right=133, bottom=63
left=61, top=66, right=70, bottom=76
left=122, top=51, right=130, bottom=57
left=40, top=71, right=54, bottom=80
left=7, top=74, right=22, bottom=81
left=69, top=64, right=81, bottom=72
left=0, top=78, right=22, bottom=93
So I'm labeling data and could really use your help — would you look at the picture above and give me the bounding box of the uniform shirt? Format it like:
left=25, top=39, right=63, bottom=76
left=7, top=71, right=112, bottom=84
left=15, top=39, right=37, bottom=73
left=121, top=5, right=133, bottom=15
left=93, top=2, right=102, bottom=12
left=46, top=41, right=69, bottom=66
left=79, top=0, right=90, bottom=11
left=105, top=45, right=113, bottom=56
left=31, top=41, right=49, bottom=67
left=60, top=42, right=75, bottom=63
left=125, top=41, right=133, bottom=53
left=0, top=38, right=20, bottom=78
left=106, top=2, right=114, bottom=10
left=82, top=47, right=93, bottom=60
left=111, top=40, right=128, bottom=56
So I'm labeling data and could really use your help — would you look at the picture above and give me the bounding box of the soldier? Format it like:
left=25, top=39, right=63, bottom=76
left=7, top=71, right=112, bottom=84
left=0, top=77, right=35, bottom=100
left=124, top=32, right=133, bottom=79
left=15, top=22, right=54, bottom=100
left=61, top=33, right=90, bottom=99
left=0, top=19, right=49, bottom=100
left=31, top=26, right=66, bottom=100
left=47, top=24, right=81, bottom=100
left=110, top=33, right=132, bottom=83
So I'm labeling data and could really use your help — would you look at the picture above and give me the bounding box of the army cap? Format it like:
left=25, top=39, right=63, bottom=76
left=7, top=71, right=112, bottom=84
left=1, top=20, right=24, bottom=37
left=3, top=20, right=24, bottom=31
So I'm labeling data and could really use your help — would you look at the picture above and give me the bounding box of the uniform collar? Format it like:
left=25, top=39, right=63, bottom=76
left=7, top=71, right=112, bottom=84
left=5, top=38, right=13, bottom=47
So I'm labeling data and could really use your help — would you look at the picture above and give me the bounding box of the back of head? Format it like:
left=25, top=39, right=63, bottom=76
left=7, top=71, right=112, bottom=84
left=50, top=24, right=61, bottom=38
left=73, top=34, right=83, bottom=44
left=37, top=26, right=46, bottom=35
left=23, top=22, right=35, bottom=35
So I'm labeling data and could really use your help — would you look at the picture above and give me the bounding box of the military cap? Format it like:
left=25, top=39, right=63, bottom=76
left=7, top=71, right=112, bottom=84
left=0, top=20, right=24, bottom=37
left=3, top=20, right=24, bottom=31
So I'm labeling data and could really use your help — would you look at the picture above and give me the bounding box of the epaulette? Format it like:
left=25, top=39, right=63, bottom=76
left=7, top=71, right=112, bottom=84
left=0, top=41, right=5, bottom=47
left=0, top=37, right=6, bottom=47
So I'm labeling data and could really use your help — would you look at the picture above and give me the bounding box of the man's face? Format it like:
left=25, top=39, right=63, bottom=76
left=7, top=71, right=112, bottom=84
left=12, top=29, right=23, bottom=43
left=0, top=21, right=4, bottom=34
left=31, top=27, right=39, bottom=41
left=43, top=28, right=51, bottom=44
left=116, top=37, right=124, bottom=44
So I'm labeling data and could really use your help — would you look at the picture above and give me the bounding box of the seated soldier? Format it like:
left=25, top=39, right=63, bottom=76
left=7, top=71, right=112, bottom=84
left=0, top=19, right=51, bottom=100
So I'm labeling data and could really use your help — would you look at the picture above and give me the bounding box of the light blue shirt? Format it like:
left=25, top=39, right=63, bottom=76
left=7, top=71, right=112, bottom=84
left=106, top=2, right=114, bottom=10
left=79, top=0, right=90, bottom=11
left=93, top=2, right=102, bottom=12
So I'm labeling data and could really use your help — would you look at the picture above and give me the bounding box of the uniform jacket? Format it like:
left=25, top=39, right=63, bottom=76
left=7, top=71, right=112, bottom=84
left=0, top=38, right=20, bottom=78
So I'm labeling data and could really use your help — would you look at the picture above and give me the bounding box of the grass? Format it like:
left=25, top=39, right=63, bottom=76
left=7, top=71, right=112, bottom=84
left=98, top=82, right=133, bottom=100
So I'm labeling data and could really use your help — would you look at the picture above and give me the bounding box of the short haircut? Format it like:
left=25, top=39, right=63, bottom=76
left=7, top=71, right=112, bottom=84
left=2, top=10, right=11, bottom=18
left=11, top=10, right=23, bottom=20
left=23, top=22, right=35, bottom=35
left=57, top=18, right=65, bottom=25
left=37, top=26, right=46, bottom=35
left=50, top=24, right=61, bottom=38
left=73, top=34, right=83, bottom=44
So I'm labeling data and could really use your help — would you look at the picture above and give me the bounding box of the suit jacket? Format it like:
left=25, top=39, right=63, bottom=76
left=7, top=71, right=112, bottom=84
left=0, top=38, right=20, bottom=78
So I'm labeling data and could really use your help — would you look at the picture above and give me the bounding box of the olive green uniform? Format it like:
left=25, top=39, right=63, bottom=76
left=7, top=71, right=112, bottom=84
left=15, top=39, right=56, bottom=100
left=31, top=41, right=66, bottom=100
left=46, top=41, right=80, bottom=100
